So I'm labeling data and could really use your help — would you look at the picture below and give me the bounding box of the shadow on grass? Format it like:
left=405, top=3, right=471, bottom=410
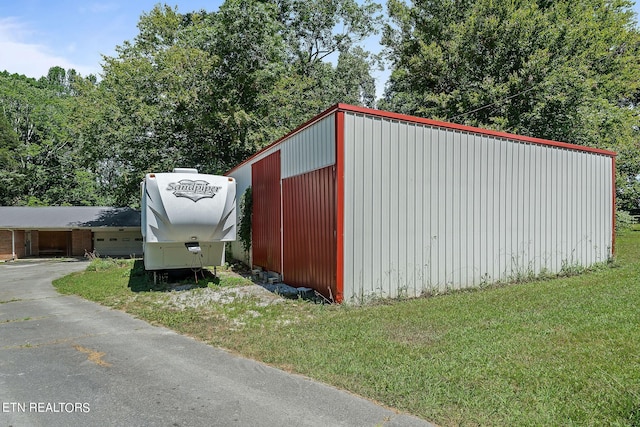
left=127, top=260, right=219, bottom=292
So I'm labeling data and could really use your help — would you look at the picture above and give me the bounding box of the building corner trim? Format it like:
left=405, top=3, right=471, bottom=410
left=335, top=111, right=345, bottom=303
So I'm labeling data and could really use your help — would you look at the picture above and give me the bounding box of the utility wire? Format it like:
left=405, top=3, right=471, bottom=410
left=447, top=85, right=539, bottom=122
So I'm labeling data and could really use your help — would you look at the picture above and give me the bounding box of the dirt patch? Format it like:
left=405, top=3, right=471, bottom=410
left=74, top=344, right=112, bottom=367
left=163, top=284, right=284, bottom=309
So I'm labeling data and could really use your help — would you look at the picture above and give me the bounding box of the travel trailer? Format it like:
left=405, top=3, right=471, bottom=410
left=140, top=168, right=236, bottom=272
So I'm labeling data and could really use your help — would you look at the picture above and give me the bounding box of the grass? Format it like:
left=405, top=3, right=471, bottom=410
left=53, top=228, right=640, bottom=426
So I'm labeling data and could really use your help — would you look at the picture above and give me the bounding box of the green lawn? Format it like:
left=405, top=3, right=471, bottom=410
left=54, top=229, right=640, bottom=426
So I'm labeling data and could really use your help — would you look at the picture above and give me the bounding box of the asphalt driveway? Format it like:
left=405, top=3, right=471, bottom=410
left=0, top=259, right=432, bottom=426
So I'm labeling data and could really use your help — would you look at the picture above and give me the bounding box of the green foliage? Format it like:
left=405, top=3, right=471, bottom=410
left=75, top=1, right=382, bottom=206
left=238, top=186, right=253, bottom=254
left=85, top=257, right=131, bottom=272
left=271, top=0, right=383, bottom=107
left=0, top=113, right=20, bottom=204
left=0, top=70, right=106, bottom=206
left=616, top=144, right=640, bottom=211
left=0, top=112, right=20, bottom=201
left=616, top=208, right=636, bottom=234
left=0, top=111, right=19, bottom=166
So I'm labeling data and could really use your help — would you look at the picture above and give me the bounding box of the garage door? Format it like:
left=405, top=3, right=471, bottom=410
left=93, top=231, right=143, bottom=257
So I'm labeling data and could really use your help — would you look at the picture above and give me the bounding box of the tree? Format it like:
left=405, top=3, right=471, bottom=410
left=0, top=111, right=18, bottom=166
left=268, top=0, right=383, bottom=108
left=90, top=3, right=287, bottom=205
left=0, top=111, right=20, bottom=204
left=91, top=0, right=384, bottom=205
left=0, top=69, right=105, bottom=206
left=0, top=1, right=386, bottom=208
left=271, top=0, right=382, bottom=68
left=381, top=0, right=640, bottom=209
left=39, top=66, right=80, bottom=95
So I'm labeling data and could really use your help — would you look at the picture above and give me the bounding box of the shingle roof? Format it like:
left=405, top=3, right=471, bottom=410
left=0, top=207, right=141, bottom=229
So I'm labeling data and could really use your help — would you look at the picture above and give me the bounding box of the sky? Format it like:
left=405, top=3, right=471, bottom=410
left=1, top=1, right=639, bottom=100
left=0, top=0, right=390, bottom=97
left=0, top=1, right=221, bottom=78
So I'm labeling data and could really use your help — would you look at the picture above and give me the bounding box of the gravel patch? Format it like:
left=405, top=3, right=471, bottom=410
left=163, top=284, right=284, bottom=309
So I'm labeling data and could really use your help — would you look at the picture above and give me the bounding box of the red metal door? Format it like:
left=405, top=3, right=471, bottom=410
left=251, top=151, right=281, bottom=273
left=282, top=166, right=337, bottom=300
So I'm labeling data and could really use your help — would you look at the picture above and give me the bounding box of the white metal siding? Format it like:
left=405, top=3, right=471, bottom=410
left=342, top=112, right=613, bottom=302
left=281, top=115, right=335, bottom=178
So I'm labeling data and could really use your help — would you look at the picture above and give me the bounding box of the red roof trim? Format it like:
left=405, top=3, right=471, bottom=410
left=226, top=103, right=616, bottom=176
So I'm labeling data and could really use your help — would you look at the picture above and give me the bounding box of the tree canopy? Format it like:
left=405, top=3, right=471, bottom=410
left=77, top=0, right=382, bottom=205
left=0, top=70, right=105, bottom=206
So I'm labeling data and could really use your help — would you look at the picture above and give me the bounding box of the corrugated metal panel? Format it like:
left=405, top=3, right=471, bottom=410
left=342, top=112, right=614, bottom=302
left=281, top=114, right=335, bottom=179
left=251, top=151, right=281, bottom=273
left=227, top=116, right=336, bottom=266
left=282, top=166, right=337, bottom=299
left=227, top=145, right=281, bottom=263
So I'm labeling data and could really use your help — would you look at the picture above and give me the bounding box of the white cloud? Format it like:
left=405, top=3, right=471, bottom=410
left=0, top=17, right=96, bottom=79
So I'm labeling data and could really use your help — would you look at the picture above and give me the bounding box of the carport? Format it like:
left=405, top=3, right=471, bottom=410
left=37, top=230, right=71, bottom=256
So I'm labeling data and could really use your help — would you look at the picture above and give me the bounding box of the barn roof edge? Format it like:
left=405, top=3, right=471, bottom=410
left=225, top=103, right=616, bottom=175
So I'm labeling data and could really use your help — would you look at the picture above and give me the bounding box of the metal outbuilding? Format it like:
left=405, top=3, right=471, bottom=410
left=227, top=104, right=616, bottom=303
